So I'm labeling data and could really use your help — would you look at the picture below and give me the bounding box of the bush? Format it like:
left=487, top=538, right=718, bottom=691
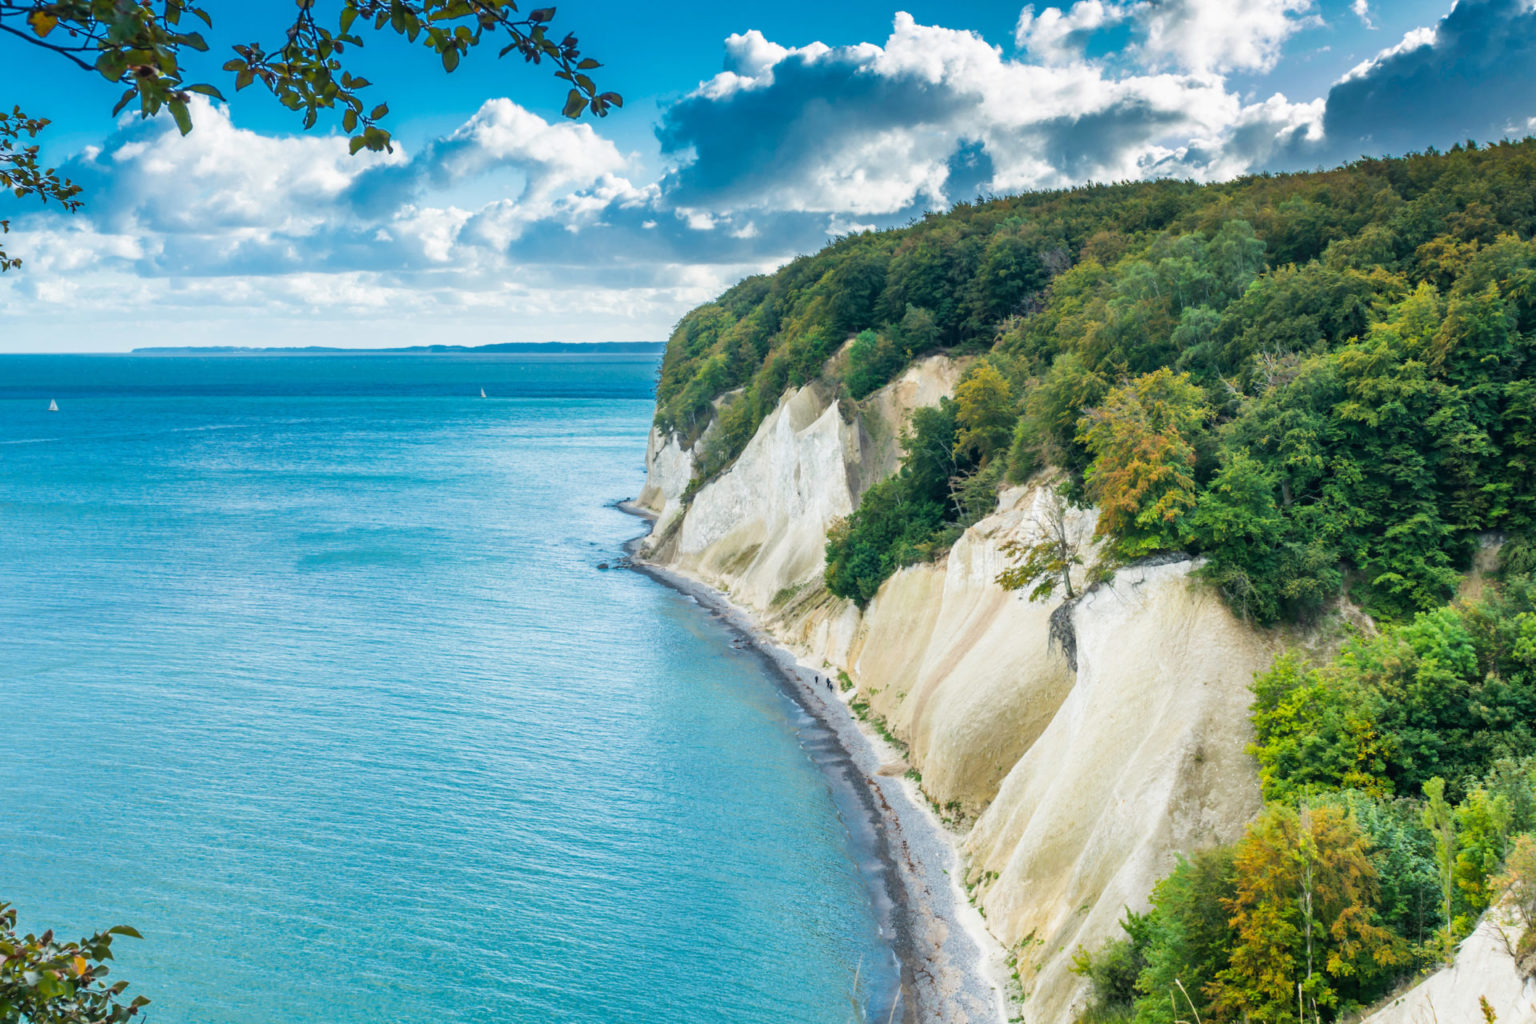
left=845, top=329, right=906, bottom=399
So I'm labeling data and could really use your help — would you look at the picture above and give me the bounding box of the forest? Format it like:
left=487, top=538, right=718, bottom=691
left=655, top=139, right=1536, bottom=623
left=653, top=138, right=1536, bottom=1021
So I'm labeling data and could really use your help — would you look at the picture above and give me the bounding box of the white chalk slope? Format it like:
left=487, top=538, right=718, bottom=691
left=636, top=361, right=1534, bottom=1021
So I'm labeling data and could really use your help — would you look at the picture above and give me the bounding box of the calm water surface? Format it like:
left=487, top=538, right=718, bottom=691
left=0, top=354, right=895, bottom=1024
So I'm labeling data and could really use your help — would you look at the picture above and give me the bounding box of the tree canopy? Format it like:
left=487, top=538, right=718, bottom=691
left=652, top=138, right=1536, bottom=623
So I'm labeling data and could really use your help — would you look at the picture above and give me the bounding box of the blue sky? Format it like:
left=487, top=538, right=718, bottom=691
left=1, top=0, right=1529, bottom=352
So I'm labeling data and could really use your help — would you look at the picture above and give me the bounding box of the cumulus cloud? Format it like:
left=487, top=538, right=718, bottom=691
left=1015, top=1, right=1126, bottom=64
left=0, top=98, right=761, bottom=346
left=1134, top=0, right=1319, bottom=75
left=1312, top=0, right=1536, bottom=163
left=658, top=12, right=1322, bottom=217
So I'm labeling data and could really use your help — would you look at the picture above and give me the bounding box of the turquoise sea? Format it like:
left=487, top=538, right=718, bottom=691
left=0, top=354, right=897, bottom=1023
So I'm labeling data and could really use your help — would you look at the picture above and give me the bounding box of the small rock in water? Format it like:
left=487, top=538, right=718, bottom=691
left=596, top=562, right=610, bottom=570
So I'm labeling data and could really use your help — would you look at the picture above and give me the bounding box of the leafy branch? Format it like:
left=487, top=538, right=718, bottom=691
left=0, top=901, right=148, bottom=1023
left=0, top=1, right=619, bottom=149
left=0, top=0, right=620, bottom=269
left=0, top=106, right=82, bottom=271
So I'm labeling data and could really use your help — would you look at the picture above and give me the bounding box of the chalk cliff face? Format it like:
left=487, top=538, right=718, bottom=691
left=636, top=365, right=1529, bottom=1021
left=636, top=362, right=1283, bottom=1020
left=963, top=559, right=1272, bottom=1021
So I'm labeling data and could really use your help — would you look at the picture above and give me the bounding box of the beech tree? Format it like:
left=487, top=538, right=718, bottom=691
left=996, top=483, right=1081, bottom=603
left=953, top=362, right=1016, bottom=465
left=0, top=0, right=620, bottom=269
left=1212, top=803, right=1401, bottom=1023
left=1077, top=368, right=1208, bottom=559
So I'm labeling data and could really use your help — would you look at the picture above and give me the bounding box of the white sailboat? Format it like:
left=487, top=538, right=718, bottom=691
left=479, top=387, right=487, bottom=398
left=47, top=399, right=58, bottom=412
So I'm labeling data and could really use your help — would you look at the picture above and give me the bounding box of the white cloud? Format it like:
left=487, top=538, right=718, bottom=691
left=1339, top=24, right=1437, bottom=82
left=0, top=97, right=723, bottom=348
left=1352, top=0, right=1375, bottom=29
left=659, top=12, right=1326, bottom=215
left=1015, top=1, right=1126, bottom=63
left=1135, top=0, right=1319, bottom=75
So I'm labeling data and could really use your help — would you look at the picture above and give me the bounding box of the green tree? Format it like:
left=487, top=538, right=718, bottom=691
left=1339, top=792, right=1441, bottom=952
left=953, top=363, right=1016, bottom=465
left=844, top=329, right=905, bottom=400
left=996, top=484, right=1081, bottom=602
left=1453, top=786, right=1513, bottom=918
left=1421, top=777, right=1458, bottom=953
left=0, top=0, right=618, bottom=269
left=1250, top=653, right=1391, bottom=802
left=1186, top=448, right=1287, bottom=621
left=1132, top=846, right=1238, bottom=1024
left=971, top=230, right=1048, bottom=324
left=824, top=401, right=967, bottom=606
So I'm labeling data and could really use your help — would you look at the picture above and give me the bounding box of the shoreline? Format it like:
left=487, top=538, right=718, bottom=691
left=616, top=500, right=1008, bottom=1024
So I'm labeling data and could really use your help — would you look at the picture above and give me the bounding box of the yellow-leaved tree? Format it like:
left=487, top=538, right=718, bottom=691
left=1212, top=803, right=1403, bottom=1023
left=1076, top=367, right=1208, bottom=559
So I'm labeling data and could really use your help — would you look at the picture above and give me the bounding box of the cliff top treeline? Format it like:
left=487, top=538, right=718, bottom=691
left=655, top=139, right=1536, bottom=623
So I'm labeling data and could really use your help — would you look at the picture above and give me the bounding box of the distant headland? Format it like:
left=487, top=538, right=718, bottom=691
left=130, top=342, right=666, bottom=355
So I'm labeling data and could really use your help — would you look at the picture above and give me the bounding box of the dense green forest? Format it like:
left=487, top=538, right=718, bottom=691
left=655, top=139, right=1536, bottom=623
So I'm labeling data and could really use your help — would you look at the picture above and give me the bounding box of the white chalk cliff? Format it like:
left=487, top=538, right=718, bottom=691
left=635, top=359, right=1536, bottom=1022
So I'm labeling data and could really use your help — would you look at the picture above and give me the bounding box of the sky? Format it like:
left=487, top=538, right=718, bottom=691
left=1, top=0, right=1533, bottom=352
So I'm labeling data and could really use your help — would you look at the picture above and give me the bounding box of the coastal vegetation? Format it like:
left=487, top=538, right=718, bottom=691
left=0, top=902, right=146, bottom=1022
left=654, top=139, right=1536, bottom=622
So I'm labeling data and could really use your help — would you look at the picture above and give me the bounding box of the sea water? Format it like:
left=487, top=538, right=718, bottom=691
left=0, top=354, right=896, bottom=1024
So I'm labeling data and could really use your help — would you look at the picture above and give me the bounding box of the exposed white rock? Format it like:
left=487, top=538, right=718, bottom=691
left=964, top=558, right=1276, bottom=1023
left=651, top=356, right=964, bottom=610
left=1362, top=912, right=1536, bottom=1024
left=636, top=367, right=1279, bottom=1022
left=635, top=425, right=694, bottom=537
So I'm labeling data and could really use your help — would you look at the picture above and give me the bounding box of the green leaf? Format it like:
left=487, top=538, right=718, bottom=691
left=96, top=52, right=128, bottom=83
left=561, top=89, right=587, bottom=118
left=442, top=47, right=459, bottom=72
left=168, top=100, right=193, bottom=136
left=349, top=134, right=367, bottom=155
left=369, top=103, right=388, bottom=119
left=188, top=83, right=226, bottom=102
